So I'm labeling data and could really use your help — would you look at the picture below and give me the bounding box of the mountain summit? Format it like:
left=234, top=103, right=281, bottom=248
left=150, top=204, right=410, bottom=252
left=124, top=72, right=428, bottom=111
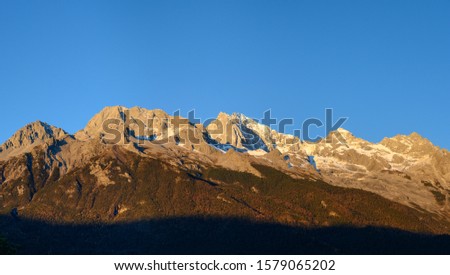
left=0, top=106, right=449, bottom=249
left=0, top=121, right=68, bottom=160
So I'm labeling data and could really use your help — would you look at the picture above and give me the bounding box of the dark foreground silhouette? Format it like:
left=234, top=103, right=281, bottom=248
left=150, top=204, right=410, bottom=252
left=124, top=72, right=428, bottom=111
left=1, top=215, right=450, bottom=255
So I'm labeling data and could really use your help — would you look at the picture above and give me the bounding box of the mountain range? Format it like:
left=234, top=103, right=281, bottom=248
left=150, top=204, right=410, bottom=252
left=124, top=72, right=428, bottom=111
left=0, top=106, right=449, bottom=254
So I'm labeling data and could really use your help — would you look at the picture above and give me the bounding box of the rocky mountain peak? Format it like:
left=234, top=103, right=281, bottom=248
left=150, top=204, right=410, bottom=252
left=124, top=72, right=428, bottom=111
left=75, top=106, right=172, bottom=142
left=206, top=111, right=274, bottom=153
left=380, top=132, right=437, bottom=155
left=0, top=121, right=68, bottom=159
left=320, top=128, right=351, bottom=144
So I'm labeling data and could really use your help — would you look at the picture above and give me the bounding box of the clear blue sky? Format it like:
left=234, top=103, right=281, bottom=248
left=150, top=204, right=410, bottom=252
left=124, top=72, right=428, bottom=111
left=1, top=0, right=449, bottom=148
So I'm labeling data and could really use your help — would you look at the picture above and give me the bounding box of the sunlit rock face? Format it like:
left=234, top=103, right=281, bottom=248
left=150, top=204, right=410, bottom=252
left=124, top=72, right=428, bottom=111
left=0, top=106, right=449, bottom=228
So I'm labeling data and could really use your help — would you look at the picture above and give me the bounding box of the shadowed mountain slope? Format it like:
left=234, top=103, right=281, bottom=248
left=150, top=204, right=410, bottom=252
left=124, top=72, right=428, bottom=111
left=1, top=216, right=450, bottom=255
